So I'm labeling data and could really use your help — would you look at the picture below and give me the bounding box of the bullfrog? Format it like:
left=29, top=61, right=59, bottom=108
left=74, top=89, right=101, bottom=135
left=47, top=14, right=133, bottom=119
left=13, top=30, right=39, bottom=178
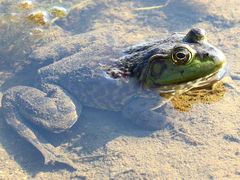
left=1, top=28, right=226, bottom=167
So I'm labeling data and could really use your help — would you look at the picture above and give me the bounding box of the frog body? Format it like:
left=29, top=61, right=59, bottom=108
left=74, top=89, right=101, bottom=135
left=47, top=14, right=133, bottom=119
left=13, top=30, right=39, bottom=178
left=1, top=28, right=226, bottom=167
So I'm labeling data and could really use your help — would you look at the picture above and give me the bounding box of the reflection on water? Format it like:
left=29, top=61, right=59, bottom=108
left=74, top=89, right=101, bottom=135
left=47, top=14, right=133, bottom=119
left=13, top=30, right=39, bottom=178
left=0, top=0, right=239, bottom=179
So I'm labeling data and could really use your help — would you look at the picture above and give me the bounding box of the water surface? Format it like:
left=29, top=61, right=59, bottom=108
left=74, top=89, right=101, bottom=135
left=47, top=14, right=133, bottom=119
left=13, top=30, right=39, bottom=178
left=0, top=0, right=239, bottom=179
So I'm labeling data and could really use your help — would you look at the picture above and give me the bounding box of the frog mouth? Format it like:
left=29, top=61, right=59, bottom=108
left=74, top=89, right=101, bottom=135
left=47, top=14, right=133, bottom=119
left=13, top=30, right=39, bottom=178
left=196, top=65, right=227, bottom=87
left=155, top=64, right=227, bottom=93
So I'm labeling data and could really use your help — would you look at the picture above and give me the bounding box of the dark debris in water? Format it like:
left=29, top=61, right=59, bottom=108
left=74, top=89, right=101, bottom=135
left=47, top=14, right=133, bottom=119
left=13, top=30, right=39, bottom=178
left=223, top=135, right=240, bottom=143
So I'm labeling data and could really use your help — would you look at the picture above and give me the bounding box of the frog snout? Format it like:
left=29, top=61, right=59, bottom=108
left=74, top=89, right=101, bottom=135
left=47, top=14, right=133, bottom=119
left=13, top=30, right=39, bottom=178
left=211, top=48, right=226, bottom=67
left=203, top=45, right=226, bottom=68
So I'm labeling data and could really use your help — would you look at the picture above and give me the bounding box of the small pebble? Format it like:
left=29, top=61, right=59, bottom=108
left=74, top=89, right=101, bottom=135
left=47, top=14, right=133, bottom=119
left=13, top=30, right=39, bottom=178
left=27, top=11, right=49, bottom=25
left=49, top=6, right=68, bottom=18
left=19, top=0, right=33, bottom=9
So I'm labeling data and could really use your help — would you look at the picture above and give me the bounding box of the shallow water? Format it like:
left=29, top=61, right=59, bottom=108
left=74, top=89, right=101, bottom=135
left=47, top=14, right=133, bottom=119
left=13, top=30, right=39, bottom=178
left=0, top=0, right=240, bottom=179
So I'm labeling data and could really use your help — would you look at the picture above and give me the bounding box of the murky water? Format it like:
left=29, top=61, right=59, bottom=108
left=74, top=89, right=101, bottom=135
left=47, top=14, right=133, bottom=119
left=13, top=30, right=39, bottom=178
left=0, top=0, right=240, bottom=179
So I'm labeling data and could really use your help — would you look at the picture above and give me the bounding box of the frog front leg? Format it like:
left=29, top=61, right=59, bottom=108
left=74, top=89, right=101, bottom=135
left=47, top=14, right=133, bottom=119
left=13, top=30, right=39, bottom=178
left=1, top=84, right=81, bottom=168
left=123, top=97, right=202, bottom=145
left=122, top=97, right=173, bottom=130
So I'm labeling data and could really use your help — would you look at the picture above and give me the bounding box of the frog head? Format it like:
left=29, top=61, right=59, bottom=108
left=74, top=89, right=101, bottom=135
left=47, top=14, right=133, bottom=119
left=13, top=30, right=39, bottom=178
left=141, top=28, right=226, bottom=92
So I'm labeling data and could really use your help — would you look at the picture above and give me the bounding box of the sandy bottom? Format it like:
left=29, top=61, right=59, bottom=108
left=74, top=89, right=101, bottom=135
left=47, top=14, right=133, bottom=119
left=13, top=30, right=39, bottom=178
left=0, top=0, right=240, bottom=179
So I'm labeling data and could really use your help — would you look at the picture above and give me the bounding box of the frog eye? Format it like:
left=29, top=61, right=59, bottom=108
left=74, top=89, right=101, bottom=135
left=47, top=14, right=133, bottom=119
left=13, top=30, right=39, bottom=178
left=172, top=47, right=192, bottom=65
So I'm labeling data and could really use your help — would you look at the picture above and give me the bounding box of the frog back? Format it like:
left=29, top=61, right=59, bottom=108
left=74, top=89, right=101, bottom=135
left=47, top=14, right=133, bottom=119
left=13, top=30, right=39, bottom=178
left=37, top=49, right=141, bottom=111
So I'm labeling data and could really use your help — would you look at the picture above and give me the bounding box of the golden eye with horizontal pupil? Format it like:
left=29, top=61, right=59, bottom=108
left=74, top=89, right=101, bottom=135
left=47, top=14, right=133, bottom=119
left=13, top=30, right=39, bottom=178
left=172, top=47, right=192, bottom=65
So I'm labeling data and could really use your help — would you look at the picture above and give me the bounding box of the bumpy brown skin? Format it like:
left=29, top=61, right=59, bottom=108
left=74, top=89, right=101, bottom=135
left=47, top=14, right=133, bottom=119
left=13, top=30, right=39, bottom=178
left=1, top=28, right=224, bottom=167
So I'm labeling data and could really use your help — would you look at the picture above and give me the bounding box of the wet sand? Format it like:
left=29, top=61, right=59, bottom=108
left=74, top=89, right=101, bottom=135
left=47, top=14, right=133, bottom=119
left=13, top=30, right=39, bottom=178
left=0, top=0, right=240, bottom=179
